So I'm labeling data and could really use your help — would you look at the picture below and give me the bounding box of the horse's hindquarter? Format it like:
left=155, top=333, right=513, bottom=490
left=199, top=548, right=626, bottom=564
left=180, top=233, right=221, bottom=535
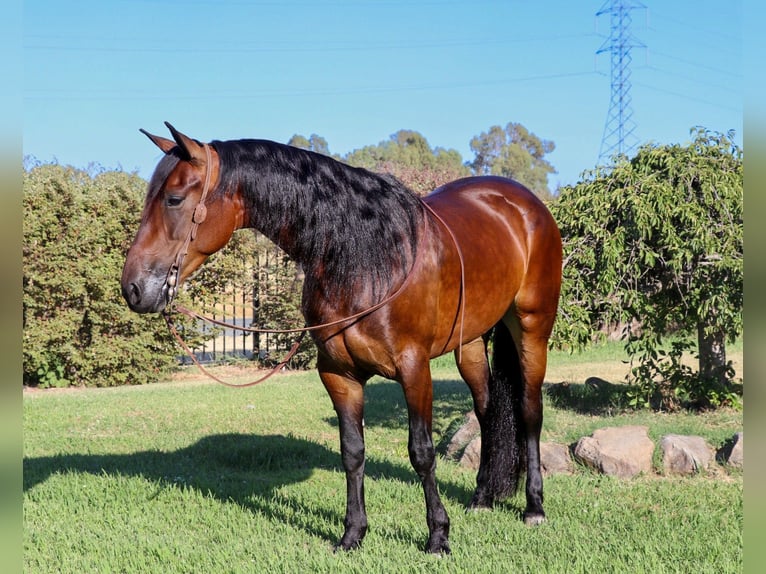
left=420, top=177, right=561, bottom=356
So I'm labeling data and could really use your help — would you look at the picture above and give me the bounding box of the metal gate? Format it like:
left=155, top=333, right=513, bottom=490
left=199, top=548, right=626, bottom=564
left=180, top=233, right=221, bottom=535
left=180, top=245, right=304, bottom=366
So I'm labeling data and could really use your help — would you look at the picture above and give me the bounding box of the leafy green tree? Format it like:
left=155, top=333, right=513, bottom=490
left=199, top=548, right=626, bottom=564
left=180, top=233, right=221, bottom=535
left=469, top=122, right=556, bottom=200
left=551, top=128, right=743, bottom=410
left=344, top=129, right=469, bottom=195
left=287, top=133, right=332, bottom=156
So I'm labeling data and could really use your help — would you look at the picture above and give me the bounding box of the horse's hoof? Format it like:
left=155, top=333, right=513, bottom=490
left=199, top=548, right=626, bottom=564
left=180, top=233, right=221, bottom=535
left=333, top=532, right=365, bottom=552
left=523, top=512, right=546, bottom=526
left=468, top=491, right=494, bottom=510
left=425, top=538, right=451, bottom=555
left=333, top=540, right=361, bottom=553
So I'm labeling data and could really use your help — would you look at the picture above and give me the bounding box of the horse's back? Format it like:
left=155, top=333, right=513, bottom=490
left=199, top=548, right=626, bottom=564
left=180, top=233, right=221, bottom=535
left=427, top=175, right=555, bottom=229
left=424, top=175, right=560, bottom=272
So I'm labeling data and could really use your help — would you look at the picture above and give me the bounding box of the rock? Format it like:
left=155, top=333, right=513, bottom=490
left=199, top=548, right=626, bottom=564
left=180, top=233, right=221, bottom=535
left=717, top=432, right=743, bottom=468
left=728, top=432, right=744, bottom=467
left=660, top=434, right=713, bottom=475
left=445, top=411, right=480, bottom=460
left=460, top=436, right=482, bottom=469
left=540, top=442, right=574, bottom=476
left=574, top=425, right=655, bottom=479
left=584, top=376, right=611, bottom=390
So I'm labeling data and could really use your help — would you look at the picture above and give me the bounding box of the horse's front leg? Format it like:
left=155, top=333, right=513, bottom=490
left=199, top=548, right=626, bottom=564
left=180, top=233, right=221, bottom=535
left=400, top=357, right=451, bottom=554
left=319, top=365, right=368, bottom=551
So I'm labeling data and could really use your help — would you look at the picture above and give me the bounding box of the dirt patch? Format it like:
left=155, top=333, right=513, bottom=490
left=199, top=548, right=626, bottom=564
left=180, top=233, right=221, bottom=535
left=23, top=385, right=88, bottom=396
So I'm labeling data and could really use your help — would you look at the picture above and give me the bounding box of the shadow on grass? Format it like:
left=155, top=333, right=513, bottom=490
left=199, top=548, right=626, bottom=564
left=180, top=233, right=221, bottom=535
left=23, top=432, right=477, bottom=548
left=544, top=377, right=633, bottom=415
left=324, top=377, right=482, bottom=468
left=357, top=378, right=473, bottom=430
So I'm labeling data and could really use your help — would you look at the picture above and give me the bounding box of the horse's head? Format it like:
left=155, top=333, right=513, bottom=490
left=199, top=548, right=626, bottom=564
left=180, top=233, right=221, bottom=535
left=121, top=123, right=243, bottom=313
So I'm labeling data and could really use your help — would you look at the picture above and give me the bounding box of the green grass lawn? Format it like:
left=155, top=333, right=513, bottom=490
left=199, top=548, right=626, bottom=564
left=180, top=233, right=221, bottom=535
left=24, top=344, right=742, bottom=573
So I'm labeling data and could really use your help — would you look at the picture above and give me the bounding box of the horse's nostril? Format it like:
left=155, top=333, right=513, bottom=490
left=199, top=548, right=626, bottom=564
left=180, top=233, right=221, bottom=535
left=124, top=282, right=141, bottom=306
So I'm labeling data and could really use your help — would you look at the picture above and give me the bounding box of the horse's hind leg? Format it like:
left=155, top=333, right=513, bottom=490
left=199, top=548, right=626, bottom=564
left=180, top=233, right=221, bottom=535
left=454, top=336, right=492, bottom=508
left=504, top=308, right=556, bottom=526
left=399, top=354, right=450, bottom=554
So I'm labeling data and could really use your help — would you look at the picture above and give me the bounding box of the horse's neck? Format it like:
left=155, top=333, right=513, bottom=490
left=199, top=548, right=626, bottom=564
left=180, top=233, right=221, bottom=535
left=238, top=158, right=306, bottom=259
left=230, top=141, right=422, bottom=301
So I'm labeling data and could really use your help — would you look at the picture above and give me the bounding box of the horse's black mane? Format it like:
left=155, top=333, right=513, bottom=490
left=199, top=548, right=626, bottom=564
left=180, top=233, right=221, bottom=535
left=210, top=139, right=425, bottom=298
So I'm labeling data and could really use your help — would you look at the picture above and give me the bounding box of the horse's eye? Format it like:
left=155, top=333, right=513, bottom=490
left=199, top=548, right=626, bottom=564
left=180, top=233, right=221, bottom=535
left=166, top=195, right=184, bottom=208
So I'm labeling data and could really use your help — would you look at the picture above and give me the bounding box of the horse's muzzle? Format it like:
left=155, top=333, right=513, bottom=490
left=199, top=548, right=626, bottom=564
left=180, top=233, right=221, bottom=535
left=121, top=276, right=168, bottom=314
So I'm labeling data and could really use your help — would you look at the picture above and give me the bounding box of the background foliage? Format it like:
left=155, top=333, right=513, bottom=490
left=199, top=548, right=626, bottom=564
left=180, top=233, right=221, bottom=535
left=23, top=123, right=743, bottom=409
left=468, top=122, right=557, bottom=200
left=551, top=128, right=743, bottom=410
left=290, top=124, right=556, bottom=199
left=22, top=163, right=317, bottom=387
left=23, top=164, right=179, bottom=387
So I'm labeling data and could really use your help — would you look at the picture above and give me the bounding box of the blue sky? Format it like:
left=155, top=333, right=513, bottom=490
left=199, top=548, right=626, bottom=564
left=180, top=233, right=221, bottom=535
left=23, top=0, right=742, bottom=189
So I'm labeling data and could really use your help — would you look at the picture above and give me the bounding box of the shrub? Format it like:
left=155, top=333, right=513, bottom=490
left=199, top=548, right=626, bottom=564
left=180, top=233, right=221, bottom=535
left=23, top=164, right=181, bottom=386
left=23, top=163, right=316, bottom=387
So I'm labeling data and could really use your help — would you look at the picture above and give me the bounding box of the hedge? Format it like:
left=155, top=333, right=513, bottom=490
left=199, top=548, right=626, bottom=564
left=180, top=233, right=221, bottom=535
left=23, top=164, right=184, bottom=386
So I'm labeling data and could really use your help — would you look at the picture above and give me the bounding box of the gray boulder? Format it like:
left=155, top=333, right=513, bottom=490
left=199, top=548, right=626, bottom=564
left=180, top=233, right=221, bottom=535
left=717, top=431, right=743, bottom=468
left=540, top=442, right=574, bottom=476
left=460, top=436, right=482, bottom=469
left=660, top=434, right=713, bottom=475
left=445, top=411, right=480, bottom=459
left=574, top=425, right=655, bottom=478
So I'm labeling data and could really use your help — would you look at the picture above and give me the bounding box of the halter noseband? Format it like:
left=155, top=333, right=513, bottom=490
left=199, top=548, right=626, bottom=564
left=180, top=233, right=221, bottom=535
left=165, top=143, right=214, bottom=307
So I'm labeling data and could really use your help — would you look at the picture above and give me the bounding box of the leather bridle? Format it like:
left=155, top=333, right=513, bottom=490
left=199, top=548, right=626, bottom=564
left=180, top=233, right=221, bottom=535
left=164, top=143, right=214, bottom=307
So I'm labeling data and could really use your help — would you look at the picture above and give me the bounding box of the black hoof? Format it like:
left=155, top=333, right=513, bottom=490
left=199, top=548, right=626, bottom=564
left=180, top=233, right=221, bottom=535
left=468, top=490, right=494, bottom=510
left=333, top=539, right=362, bottom=553
left=333, top=527, right=366, bottom=552
left=425, top=536, right=451, bottom=555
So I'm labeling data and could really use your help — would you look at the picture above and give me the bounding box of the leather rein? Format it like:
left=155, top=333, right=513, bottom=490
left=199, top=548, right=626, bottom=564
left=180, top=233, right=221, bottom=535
left=161, top=143, right=465, bottom=387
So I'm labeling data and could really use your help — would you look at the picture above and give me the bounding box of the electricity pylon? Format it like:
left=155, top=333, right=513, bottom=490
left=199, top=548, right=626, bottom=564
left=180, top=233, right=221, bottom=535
left=596, top=0, right=646, bottom=164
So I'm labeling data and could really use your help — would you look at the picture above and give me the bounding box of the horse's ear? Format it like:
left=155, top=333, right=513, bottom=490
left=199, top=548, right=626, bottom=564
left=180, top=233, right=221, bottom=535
left=139, top=128, right=176, bottom=154
left=164, top=122, right=207, bottom=164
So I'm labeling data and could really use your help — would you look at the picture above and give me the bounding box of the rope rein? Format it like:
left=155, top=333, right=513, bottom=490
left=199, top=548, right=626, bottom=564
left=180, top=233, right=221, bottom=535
left=162, top=144, right=466, bottom=386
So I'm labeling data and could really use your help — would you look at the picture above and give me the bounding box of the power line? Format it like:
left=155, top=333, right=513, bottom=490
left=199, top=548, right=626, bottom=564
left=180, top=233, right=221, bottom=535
left=24, top=32, right=596, bottom=55
left=648, top=9, right=741, bottom=44
left=24, top=70, right=598, bottom=102
left=649, top=50, right=742, bottom=79
left=642, top=65, right=740, bottom=96
left=632, top=81, right=741, bottom=114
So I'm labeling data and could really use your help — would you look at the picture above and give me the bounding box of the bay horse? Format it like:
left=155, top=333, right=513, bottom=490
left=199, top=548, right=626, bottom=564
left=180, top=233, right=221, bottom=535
left=121, top=123, right=562, bottom=554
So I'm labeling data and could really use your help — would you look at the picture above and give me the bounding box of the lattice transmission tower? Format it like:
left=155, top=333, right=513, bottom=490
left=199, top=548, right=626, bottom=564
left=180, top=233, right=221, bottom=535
left=596, top=0, right=646, bottom=164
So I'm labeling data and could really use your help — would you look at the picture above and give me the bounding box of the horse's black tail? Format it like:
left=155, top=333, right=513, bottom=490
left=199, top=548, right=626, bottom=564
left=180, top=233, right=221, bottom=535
left=482, top=320, right=527, bottom=502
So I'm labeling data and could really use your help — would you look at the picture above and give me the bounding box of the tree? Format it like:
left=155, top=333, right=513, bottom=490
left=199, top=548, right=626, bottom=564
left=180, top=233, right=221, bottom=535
left=550, top=128, right=743, bottom=410
left=344, top=129, right=469, bottom=195
left=469, top=122, right=556, bottom=200
left=287, top=133, right=332, bottom=157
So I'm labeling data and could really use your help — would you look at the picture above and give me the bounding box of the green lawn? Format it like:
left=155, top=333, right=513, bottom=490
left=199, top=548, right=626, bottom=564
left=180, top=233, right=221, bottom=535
left=24, top=347, right=742, bottom=573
